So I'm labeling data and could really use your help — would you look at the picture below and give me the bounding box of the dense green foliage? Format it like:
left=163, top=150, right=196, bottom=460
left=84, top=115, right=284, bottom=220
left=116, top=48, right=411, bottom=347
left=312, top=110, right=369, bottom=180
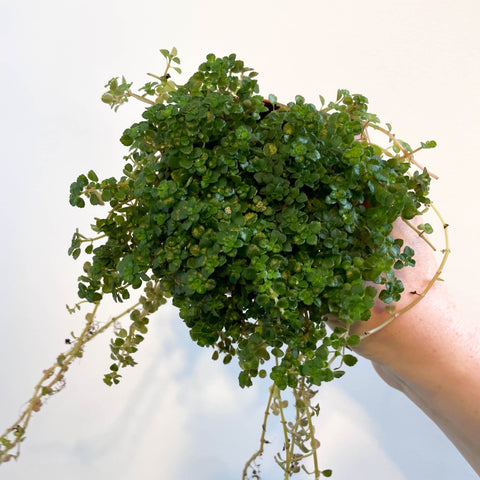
left=69, top=52, right=431, bottom=390
left=1, top=49, right=442, bottom=478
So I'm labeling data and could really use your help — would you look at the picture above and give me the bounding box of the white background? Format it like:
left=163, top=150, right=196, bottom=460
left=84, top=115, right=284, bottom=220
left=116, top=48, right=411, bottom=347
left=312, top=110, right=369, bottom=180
left=1, top=1, right=479, bottom=479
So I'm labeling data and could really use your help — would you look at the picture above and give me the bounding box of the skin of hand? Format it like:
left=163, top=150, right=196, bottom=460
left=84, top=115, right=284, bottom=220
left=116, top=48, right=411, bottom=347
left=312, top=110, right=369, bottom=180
left=349, top=217, right=480, bottom=475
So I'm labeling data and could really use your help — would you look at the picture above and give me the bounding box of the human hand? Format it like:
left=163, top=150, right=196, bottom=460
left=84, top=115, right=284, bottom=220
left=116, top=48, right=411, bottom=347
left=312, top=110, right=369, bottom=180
left=343, top=217, right=480, bottom=475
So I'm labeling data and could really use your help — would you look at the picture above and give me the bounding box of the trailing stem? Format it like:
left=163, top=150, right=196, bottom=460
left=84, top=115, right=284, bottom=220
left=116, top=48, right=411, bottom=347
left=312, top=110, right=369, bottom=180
left=300, top=381, right=320, bottom=478
left=0, top=299, right=143, bottom=464
left=242, top=385, right=275, bottom=480
left=364, top=121, right=439, bottom=179
left=249, top=370, right=328, bottom=479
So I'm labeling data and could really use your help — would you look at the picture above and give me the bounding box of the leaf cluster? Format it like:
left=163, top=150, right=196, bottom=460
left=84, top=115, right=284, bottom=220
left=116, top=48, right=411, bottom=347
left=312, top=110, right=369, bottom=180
left=69, top=52, right=433, bottom=390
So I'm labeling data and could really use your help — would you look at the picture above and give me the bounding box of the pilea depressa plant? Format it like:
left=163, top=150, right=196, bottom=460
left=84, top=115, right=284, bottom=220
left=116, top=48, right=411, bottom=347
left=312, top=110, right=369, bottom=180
left=0, top=48, right=449, bottom=478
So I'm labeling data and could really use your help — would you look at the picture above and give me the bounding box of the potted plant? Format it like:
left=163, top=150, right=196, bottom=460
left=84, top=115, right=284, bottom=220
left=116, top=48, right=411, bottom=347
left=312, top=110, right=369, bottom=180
left=0, top=48, right=448, bottom=478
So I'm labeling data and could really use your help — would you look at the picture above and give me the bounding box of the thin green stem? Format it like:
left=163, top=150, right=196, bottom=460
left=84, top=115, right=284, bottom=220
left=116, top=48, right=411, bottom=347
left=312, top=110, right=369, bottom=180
left=127, top=90, right=155, bottom=106
left=275, top=386, right=291, bottom=480
left=78, top=233, right=107, bottom=243
left=365, top=122, right=439, bottom=179
left=0, top=302, right=100, bottom=463
left=87, top=300, right=141, bottom=342
left=301, top=382, right=320, bottom=479
left=402, top=218, right=437, bottom=251
left=286, top=390, right=298, bottom=476
left=242, top=384, right=275, bottom=480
